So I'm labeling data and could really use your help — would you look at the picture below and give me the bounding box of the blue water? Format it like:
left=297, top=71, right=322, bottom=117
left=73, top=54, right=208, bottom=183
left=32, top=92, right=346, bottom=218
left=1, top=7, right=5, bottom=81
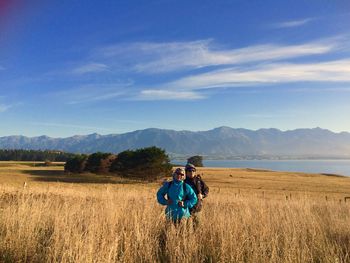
left=173, top=159, right=350, bottom=177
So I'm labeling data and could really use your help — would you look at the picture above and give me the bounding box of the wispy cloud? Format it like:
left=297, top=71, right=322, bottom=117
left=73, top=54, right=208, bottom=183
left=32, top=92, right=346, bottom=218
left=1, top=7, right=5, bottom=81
left=272, top=18, right=314, bottom=28
left=165, top=59, right=350, bottom=90
left=0, top=104, right=12, bottom=113
left=54, top=82, right=133, bottom=104
left=93, top=38, right=336, bottom=74
left=50, top=36, right=350, bottom=101
left=68, top=91, right=125, bottom=104
left=135, top=89, right=206, bottom=101
left=71, top=63, right=109, bottom=75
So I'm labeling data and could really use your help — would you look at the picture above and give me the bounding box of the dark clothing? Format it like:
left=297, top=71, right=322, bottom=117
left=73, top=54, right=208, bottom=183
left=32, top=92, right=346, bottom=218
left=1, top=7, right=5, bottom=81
left=184, top=175, right=209, bottom=214
left=184, top=175, right=209, bottom=197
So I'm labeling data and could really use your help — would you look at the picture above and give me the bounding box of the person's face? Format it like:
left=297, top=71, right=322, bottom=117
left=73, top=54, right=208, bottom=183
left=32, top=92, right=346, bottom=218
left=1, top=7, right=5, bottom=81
left=175, top=171, right=186, bottom=181
left=185, top=169, right=196, bottom=178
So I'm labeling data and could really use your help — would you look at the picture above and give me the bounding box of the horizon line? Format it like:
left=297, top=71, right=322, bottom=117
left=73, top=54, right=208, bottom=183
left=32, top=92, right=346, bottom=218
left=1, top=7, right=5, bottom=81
left=0, top=126, right=349, bottom=138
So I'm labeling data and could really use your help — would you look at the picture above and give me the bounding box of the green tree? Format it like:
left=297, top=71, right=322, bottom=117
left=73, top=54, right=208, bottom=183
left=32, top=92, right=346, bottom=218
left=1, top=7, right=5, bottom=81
left=64, top=155, right=88, bottom=173
left=84, top=152, right=116, bottom=173
left=187, top=155, right=204, bottom=167
left=110, top=146, right=172, bottom=181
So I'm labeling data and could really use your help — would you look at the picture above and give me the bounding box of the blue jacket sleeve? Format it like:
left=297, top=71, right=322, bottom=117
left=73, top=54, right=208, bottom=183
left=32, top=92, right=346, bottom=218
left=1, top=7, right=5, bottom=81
left=157, top=183, right=169, bottom=206
left=184, top=183, right=197, bottom=209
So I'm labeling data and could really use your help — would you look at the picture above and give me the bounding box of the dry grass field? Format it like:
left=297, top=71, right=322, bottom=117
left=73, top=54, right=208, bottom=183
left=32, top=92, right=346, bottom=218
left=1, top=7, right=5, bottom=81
left=1, top=162, right=350, bottom=262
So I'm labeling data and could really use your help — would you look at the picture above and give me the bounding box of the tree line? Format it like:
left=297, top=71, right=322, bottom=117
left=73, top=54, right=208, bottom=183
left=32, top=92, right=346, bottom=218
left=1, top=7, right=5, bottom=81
left=0, top=147, right=203, bottom=181
left=0, top=149, right=77, bottom=162
left=64, top=146, right=172, bottom=181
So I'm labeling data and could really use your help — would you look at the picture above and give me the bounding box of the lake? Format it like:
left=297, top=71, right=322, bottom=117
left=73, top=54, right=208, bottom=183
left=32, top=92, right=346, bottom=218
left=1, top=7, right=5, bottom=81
left=173, top=159, right=350, bottom=177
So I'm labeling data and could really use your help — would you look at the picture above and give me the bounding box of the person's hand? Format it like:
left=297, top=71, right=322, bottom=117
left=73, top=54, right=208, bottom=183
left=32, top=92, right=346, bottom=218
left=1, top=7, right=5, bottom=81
left=197, top=193, right=203, bottom=200
left=167, top=198, right=173, bottom=205
left=178, top=201, right=184, bottom=207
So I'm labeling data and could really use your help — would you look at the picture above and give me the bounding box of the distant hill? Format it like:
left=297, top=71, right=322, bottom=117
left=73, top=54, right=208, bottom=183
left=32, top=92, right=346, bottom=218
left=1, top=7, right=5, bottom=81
left=1, top=127, right=350, bottom=159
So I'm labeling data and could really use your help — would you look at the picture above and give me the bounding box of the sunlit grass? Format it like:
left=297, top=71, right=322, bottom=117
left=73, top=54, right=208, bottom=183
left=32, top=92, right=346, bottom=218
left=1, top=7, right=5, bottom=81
left=0, top=162, right=350, bottom=262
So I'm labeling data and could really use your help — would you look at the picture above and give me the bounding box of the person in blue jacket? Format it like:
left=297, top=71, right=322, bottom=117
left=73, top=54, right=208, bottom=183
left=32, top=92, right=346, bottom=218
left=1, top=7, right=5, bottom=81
left=157, top=167, right=197, bottom=224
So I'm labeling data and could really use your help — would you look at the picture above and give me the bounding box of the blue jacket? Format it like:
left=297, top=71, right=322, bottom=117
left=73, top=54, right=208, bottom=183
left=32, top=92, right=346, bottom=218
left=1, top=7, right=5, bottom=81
left=157, top=180, right=197, bottom=221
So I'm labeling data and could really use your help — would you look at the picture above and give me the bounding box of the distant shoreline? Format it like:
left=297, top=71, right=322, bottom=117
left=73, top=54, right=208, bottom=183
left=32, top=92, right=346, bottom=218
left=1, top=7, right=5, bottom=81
left=171, top=157, right=350, bottom=161
left=172, top=159, right=350, bottom=177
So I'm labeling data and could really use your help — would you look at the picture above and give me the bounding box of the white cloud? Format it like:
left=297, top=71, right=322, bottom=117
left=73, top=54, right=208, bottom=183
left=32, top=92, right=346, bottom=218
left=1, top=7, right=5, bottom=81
left=272, top=18, right=314, bottom=28
left=61, top=36, right=350, bottom=101
left=166, top=59, right=350, bottom=90
left=72, top=63, right=109, bottom=75
left=136, top=89, right=206, bottom=101
left=131, top=59, right=350, bottom=100
left=94, top=38, right=337, bottom=74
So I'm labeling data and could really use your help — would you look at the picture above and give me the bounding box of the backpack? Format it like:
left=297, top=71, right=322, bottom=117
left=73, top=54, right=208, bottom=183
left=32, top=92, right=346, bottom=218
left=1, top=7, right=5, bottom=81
left=167, top=181, right=187, bottom=201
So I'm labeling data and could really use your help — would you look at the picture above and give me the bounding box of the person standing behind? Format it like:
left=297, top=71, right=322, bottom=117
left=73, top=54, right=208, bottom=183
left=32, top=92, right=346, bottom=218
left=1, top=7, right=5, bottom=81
left=157, top=168, right=197, bottom=224
left=184, top=163, right=209, bottom=226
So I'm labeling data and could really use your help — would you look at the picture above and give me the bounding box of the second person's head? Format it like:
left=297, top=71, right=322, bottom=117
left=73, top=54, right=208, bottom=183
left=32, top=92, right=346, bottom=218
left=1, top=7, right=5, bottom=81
left=185, top=163, right=196, bottom=179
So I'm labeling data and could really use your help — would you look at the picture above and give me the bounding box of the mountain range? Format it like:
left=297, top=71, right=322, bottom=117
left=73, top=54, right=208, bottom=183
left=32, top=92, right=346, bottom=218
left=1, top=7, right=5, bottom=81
left=1, top=127, right=350, bottom=159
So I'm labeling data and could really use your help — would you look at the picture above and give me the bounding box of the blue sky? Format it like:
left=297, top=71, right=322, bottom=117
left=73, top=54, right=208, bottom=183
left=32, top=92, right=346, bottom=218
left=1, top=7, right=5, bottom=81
left=1, top=0, right=350, bottom=137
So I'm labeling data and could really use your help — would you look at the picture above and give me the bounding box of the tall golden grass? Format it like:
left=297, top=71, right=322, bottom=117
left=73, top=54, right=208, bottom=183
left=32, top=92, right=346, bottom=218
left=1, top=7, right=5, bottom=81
left=0, top=164, right=350, bottom=262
